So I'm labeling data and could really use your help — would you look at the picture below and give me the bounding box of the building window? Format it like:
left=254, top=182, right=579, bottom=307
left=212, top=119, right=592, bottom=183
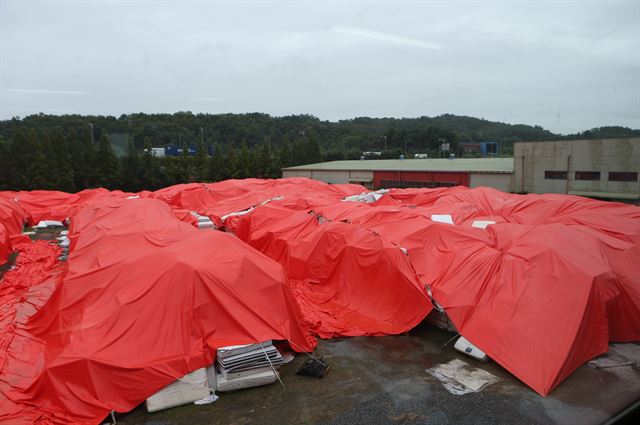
left=380, top=179, right=457, bottom=189
left=544, top=171, right=567, bottom=180
left=608, top=172, right=638, bottom=182
left=575, top=171, right=601, bottom=181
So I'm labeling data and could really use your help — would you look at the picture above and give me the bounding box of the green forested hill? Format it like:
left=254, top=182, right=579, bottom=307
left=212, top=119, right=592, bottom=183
left=0, top=112, right=637, bottom=192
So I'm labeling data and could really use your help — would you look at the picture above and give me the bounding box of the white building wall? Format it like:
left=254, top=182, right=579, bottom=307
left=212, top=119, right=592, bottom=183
left=282, top=170, right=313, bottom=178
left=513, top=138, right=640, bottom=197
left=283, top=169, right=372, bottom=186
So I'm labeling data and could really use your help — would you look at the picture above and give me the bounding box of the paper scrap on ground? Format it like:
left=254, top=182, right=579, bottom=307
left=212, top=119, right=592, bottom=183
left=426, top=359, right=500, bottom=395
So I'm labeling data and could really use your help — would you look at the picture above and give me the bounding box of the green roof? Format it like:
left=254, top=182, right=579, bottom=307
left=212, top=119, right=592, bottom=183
left=283, top=158, right=514, bottom=173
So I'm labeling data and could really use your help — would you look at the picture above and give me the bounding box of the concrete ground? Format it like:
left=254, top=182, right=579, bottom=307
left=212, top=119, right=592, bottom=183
left=116, top=324, right=640, bottom=425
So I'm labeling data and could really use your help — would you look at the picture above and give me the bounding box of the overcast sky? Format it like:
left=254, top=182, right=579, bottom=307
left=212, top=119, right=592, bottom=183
left=1, top=0, right=638, bottom=134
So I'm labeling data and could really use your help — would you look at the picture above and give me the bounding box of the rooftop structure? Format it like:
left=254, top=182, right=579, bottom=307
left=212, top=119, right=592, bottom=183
left=282, top=158, right=514, bottom=191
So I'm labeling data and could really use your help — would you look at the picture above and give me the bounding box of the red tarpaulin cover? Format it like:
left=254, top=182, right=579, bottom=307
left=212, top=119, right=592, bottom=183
left=0, top=179, right=639, bottom=424
left=0, top=196, right=315, bottom=424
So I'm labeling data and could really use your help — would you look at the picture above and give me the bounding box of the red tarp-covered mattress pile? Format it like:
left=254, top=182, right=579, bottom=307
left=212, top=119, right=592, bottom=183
left=0, top=178, right=639, bottom=424
left=0, top=194, right=314, bottom=424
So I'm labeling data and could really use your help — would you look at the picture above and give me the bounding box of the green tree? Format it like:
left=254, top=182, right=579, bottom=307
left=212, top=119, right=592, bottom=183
left=48, top=126, right=76, bottom=192
left=122, top=139, right=141, bottom=192
left=95, top=129, right=121, bottom=189
left=140, top=138, right=163, bottom=190
left=195, top=135, right=208, bottom=181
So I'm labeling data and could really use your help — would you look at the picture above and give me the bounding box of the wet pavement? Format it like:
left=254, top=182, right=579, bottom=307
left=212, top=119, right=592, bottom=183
left=115, top=324, right=640, bottom=425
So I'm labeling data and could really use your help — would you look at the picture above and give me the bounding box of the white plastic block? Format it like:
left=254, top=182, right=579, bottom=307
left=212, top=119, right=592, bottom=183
left=216, top=369, right=278, bottom=392
left=454, top=336, right=488, bottom=361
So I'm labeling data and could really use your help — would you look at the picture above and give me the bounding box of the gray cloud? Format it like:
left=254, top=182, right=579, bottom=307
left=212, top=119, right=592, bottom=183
left=6, top=88, right=88, bottom=95
left=0, top=0, right=638, bottom=134
left=330, top=25, right=442, bottom=50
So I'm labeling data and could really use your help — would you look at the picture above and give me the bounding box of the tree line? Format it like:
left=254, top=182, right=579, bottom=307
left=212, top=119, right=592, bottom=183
left=1, top=112, right=637, bottom=192
left=0, top=125, right=322, bottom=192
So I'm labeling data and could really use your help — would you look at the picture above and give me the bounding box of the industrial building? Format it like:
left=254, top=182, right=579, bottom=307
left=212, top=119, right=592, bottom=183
left=283, top=138, right=639, bottom=201
left=513, top=137, right=639, bottom=200
left=282, top=158, right=514, bottom=191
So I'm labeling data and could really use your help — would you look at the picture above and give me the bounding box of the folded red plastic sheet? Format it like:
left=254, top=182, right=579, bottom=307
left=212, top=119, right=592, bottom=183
left=0, top=197, right=30, bottom=264
left=0, top=240, right=63, bottom=424
left=0, top=197, right=315, bottom=424
left=0, top=225, right=9, bottom=265
left=0, top=197, right=29, bottom=237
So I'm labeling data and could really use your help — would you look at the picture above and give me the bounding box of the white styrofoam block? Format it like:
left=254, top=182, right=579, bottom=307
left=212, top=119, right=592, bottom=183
left=431, top=215, right=454, bottom=225
left=216, top=369, right=278, bottom=392
left=146, top=368, right=210, bottom=413
left=34, top=220, right=64, bottom=229
left=454, top=336, right=488, bottom=361
left=471, top=220, right=496, bottom=229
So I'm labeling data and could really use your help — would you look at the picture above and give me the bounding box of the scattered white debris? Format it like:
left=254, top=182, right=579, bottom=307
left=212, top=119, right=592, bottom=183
left=454, top=336, right=488, bottom=361
left=431, top=215, right=454, bottom=225
left=193, top=392, right=219, bottom=405
left=221, top=208, right=254, bottom=222
left=426, top=359, right=500, bottom=395
left=343, top=189, right=389, bottom=203
left=57, top=236, right=70, bottom=248
left=472, top=220, right=496, bottom=229
left=126, top=195, right=140, bottom=199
